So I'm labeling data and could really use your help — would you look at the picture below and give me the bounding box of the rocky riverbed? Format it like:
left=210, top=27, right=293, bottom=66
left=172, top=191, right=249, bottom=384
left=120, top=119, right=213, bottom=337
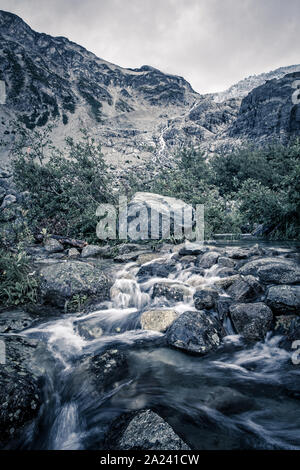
left=0, top=240, right=300, bottom=450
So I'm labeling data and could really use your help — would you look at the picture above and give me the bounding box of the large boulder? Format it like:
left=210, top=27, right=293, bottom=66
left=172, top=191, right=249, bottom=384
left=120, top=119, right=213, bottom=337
left=166, top=310, right=225, bottom=355
left=239, top=257, right=300, bottom=284
left=105, top=409, right=190, bottom=450
left=266, top=285, right=300, bottom=315
left=193, top=287, right=219, bottom=310
left=128, top=192, right=194, bottom=240
left=229, top=302, right=273, bottom=341
left=39, top=261, right=112, bottom=308
left=0, top=336, right=45, bottom=446
left=226, top=275, right=263, bottom=302
left=140, top=309, right=178, bottom=332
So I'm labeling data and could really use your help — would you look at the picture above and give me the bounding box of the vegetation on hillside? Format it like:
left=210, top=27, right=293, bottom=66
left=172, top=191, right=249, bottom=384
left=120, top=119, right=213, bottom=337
left=7, top=124, right=300, bottom=241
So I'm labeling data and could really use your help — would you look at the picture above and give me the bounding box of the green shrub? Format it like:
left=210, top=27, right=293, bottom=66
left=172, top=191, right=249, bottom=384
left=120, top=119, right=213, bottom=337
left=12, top=126, right=115, bottom=242
left=0, top=248, right=38, bottom=307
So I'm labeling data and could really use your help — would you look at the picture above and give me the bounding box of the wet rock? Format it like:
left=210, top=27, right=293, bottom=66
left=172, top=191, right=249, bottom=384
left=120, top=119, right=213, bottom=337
left=226, top=275, right=263, bottom=302
left=39, top=261, right=112, bottom=308
left=239, top=257, right=300, bottom=284
left=229, top=302, right=273, bottom=341
left=166, top=310, right=225, bottom=355
left=81, top=244, right=110, bottom=258
left=193, top=287, right=219, bottom=310
left=178, top=243, right=208, bottom=256
left=140, top=309, right=178, bottom=332
left=216, top=298, right=232, bottom=321
left=274, top=315, right=299, bottom=335
left=266, top=285, right=300, bottom=315
left=215, top=275, right=241, bottom=290
left=44, top=238, right=64, bottom=253
left=179, top=255, right=197, bottom=266
left=0, top=309, right=35, bottom=333
left=89, top=349, right=128, bottom=392
left=75, top=317, right=104, bottom=340
left=105, top=409, right=190, bottom=450
left=202, top=386, right=254, bottom=415
left=152, top=282, right=190, bottom=302
left=138, top=259, right=176, bottom=278
left=217, top=267, right=237, bottom=278
left=218, top=257, right=236, bottom=268
left=196, top=251, right=220, bottom=269
left=0, top=186, right=6, bottom=203
left=0, top=336, right=42, bottom=446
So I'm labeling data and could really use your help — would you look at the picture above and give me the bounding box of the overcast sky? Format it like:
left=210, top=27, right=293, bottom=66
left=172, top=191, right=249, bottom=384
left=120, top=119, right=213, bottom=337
left=1, top=0, right=300, bottom=93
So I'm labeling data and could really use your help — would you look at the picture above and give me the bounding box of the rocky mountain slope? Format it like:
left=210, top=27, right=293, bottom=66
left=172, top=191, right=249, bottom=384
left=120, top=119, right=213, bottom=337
left=0, top=9, right=300, bottom=169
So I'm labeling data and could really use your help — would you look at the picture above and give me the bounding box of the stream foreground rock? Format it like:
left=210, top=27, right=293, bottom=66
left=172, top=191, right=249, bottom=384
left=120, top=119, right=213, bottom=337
left=0, top=336, right=45, bottom=446
left=166, top=310, right=225, bottom=355
left=104, top=409, right=190, bottom=450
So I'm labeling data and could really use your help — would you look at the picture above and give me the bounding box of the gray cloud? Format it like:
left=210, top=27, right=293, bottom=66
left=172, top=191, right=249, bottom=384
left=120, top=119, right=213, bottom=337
left=1, top=0, right=300, bottom=93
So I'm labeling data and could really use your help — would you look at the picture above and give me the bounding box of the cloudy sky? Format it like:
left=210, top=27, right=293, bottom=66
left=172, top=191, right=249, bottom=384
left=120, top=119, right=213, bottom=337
left=1, top=0, right=299, bottom=93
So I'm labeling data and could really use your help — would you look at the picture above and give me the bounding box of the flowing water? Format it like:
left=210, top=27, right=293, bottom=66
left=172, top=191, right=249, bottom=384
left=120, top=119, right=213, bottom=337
left=7, top=242, right=300, bottom=450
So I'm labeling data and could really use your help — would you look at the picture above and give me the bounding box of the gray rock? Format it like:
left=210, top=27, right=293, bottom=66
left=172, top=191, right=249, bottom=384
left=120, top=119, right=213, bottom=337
left=0, top=194, right=16, bottom=209
left=226, top=275, right=263, bottom=302
left=128, top=192, right=194, bottom=240
left=229, top=302, right=273, bottom=340
left=239, top=257, right=300, bottom=284
left=138, top=259, right=176, bottom=278
left=106, top=409, right=190, bottom=450
left=0, top=309, right=35, bottom=333
left=81, top=244, right=109, bottom=258
left=39, top=261, right=112, bottom=308
left=216, top=298, right=232, bottom=321
left=44, top=238, right=64, bottom=253
left=266, top=285, right=300, bottom=315
left=178, top=243, right=208, bottom=256
left=0, top=336, right=43, bottom=445
left=75, top=317, right=104, bottom=340
left=152, top=282, right=190, bottom=302
left=218, top=256, right=236, bottom=268
left=201, top=386, right=254, bottom=415
left=166, top=310, right=225, bottom=355
left=193, top=287, right=219, bottom=310
left=225, top=247, right=250, bottom=259
left=114, top=251, right=145, bottom=263
left=67, top=248, right=80, bottom=258
left=196, top=251, right=220, bottom=269
left=215, top=274, right=241, bottom=290
left=0, top=186, right=6, bottom=203
left=140, top=309, right=178, bottom=332
left=217, top=267, right=237, bottom=278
